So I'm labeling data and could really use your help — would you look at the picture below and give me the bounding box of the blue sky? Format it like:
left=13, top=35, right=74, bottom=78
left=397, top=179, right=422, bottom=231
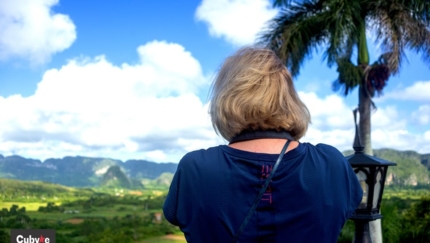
left=0, top=0, right=429, bottom=163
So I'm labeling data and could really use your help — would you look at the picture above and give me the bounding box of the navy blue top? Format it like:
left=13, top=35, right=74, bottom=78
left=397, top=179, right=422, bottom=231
left=163, top=143, right=363, bottom=243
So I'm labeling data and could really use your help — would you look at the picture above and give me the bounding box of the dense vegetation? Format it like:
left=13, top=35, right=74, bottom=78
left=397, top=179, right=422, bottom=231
left=338, top=192, right=430, bottom=242
left=1, top=194, right=178, bottom=243
left=0, top=178, right=96, bottom=202
left=1, top=150, right=430, bottom=243
left=1, top=179, right=429, bottom=242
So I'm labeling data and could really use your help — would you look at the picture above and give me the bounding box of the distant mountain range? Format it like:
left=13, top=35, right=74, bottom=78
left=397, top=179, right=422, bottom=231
left=0, top=148, right=429, bottom=188
left=0, top=155, right=177, bottom=187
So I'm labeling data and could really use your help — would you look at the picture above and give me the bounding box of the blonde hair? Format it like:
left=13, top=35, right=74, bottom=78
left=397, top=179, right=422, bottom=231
left=209, top=46, right=311, bottom=142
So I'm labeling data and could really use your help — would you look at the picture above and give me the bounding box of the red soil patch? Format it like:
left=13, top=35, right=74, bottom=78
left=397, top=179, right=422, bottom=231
left=129, top=190, right=143, bottom=196
left=65, top=218, right=84, bottom=224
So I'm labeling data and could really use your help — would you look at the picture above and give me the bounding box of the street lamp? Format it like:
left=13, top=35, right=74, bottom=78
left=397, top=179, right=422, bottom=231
left=346, top=109, right=396, bottom=243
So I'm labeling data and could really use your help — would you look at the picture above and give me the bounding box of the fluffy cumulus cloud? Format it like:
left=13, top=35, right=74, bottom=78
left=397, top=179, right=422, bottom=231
left=299, top=92, right=356, bottom=151
left=195, top=0, right=278, bottom=46
left=0, top=41, right=223, bottom=162
left=383, top=81, right=430, bottom=102
left=368, top=105, right=427, bottom=152
left=412, top=105, right=430, bottom=125
left=0, top=0, right=76, bottom=65
left=0, top=38, right=429, bottom=161
left=298, top=91, right=430, bottom=154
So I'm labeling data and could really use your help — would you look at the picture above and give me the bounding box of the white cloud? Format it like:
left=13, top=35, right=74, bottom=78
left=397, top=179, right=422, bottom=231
left=298, top=91, right=359, bottom=152
left=365, top=106, right=430, bottom=153
left=0, top=0, right=76, bottom=65
left=382, top=81, right=430, bottom=102
left=0, top=41, right=428, bottom=162
left=372, top=129, right=430, bottom=155
left=425, top=131, right=430, bottom=141
left=299, top=92, right=354, bottom=130
left=195, top=0, right=278, bottom=46
left=371, top=106, right=407, bottom=131
left=0, top=41, right=220, bottom=162
left=412, top=105, right=430, bottom=125
left=298, top=91, right=430, bottom=154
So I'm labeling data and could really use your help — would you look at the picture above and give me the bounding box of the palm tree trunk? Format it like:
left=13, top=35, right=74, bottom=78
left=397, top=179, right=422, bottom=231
left=358, top=85, right=383, bottom=243
left=357, top=18, right=382, bottom=243
left=357, top=18, right=372, bottom=156
left=358, top=86, right=372, bottom=156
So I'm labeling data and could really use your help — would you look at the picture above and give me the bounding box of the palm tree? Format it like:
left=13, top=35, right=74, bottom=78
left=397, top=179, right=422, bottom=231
left=259, top=0, right=430, bottom=242
left=259, top=0, right=430, bottom=155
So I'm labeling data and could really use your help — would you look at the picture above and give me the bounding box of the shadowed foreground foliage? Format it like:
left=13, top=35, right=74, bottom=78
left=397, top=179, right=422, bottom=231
left=338, top=195, right=430, bottom=242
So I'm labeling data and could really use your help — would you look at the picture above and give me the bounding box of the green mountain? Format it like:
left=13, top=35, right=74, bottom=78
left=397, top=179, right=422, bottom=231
left=1, top=148, right=429, bottom=188
left=99, top=165, right=144, bottom=189
left=343, top=149, right=430, bottom=186
left=373, top=149, right=430, bottom=186
left=0, top=178, right=96, bottom=200
left=141, top=172, right=174, bottom=188
left=0, top=155, right=177, bottom=187
left=154, top=172, right=174, bottom=187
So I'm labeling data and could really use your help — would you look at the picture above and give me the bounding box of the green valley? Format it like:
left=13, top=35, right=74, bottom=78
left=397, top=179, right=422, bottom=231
left=1, top=148, right=429, bottom=242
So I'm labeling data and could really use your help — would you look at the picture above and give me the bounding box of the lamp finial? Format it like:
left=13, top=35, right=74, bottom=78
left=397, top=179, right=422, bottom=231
left=353, top=108, right=364, bottom=154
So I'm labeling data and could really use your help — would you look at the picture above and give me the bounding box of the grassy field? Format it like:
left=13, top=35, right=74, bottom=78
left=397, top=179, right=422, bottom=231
left=2, top=183, right=428, bottom=243
left=0, top=201, right=159, bottom=223
left=140, top=234, right=186, bottom=243
left=383, top=187, right=430, bottom=199
left=1, top=193, right=179, bottom=243
left=27, top=210, right=152, bottom=221
left=0, top=201, right=47, bottom=211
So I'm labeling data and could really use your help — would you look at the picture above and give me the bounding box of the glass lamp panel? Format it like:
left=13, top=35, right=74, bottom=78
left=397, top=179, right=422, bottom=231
left=355, top=169, right=368, bottom=209
left=372, top=170, right=382, bottom=209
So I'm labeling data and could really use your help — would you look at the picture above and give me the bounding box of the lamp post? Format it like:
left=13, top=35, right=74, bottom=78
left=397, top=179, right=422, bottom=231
left=346, top=109, right=396, bottom=243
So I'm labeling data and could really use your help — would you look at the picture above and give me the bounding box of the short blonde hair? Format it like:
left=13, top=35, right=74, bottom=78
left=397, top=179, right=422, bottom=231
left=209, top=46, right=311, bottom=142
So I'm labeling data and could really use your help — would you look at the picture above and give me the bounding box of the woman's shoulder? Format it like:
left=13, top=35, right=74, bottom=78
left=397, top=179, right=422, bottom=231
left=178, top=145, right=225, bottom=167
left=301, top=142, right=345, bottom=158
left=316, top=143, right=343, bottom=152
left=182, top=145, right=224, bottom=158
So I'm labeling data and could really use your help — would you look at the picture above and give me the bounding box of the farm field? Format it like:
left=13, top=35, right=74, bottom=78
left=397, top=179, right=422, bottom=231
left=383, top=187, right=430, bottom=199
left=0, top=201, right=47, bottom=211
left=1, top=182, right=429, bottom=243
left=0, top=186, right=181, bottom=243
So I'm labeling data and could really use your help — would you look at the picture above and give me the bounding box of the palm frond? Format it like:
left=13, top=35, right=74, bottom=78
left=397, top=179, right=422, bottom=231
left=322, top=0, right=363, bottom=66
left=258, top=0, right=328, bottom=77
left=265, top=0, right=430, bottom=96
left=332, top=57, right=362, bottom=96
left=273, top=0, right=300, bottom=8
left=370, top=0, right=430, bottom=73
left=406, top=0, right=430, bottom=23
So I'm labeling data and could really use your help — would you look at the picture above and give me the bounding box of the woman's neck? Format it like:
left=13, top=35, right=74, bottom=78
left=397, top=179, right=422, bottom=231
left=229, top=138, right=299, bottom=154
